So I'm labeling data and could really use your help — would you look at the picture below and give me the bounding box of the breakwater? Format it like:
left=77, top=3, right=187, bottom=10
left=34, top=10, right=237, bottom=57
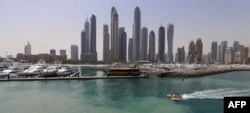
left=159, top=68, right=250, bottom=78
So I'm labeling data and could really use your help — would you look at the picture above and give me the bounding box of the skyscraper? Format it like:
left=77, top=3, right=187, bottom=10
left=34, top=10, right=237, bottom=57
left=148, top=31, right=155, bottom=62
left=50, top=49, right=56, bottom=55
left=195, top=38, right=203, bottom=63
left=218, top=41, right=227, bottom=63
left=90, top=14, right=96, bottom=54
left=103, top=24, right=110, bottom=62
left=158, top=26, right=165, bottom=63
left=111, top=7, right=119, bottom=61
left=24, top=42, right=31, bottom=55
left=176, top=47, right=185, bottom=63
left=225, top=47, right=234, bottom=64
left=211, top=41, right=217, bottom=61
left=140, top=27, right=148, bottom=60
left=128, top=38, right=133, bottom=62
left=133, top=6, right=141, bottom=62
left=188, top=40, right=195, bottom=64
left=81, top=31, right=86, bottom=54
left=233, top=41, right=240, bottom=52
left=84, top=18, right=90, bottom=53
left=71, top=45, right=78, bottom=61
left=60, top=49, right=67, bottom=61
left=167, top=23, right=174, bottom=63
left=119, top=27, right=127, bottom=62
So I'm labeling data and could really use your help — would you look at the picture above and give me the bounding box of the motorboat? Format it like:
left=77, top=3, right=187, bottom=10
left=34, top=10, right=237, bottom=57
left=57, top=66, right=74, bottom=77
left=40, top=66, right=59, bottom=77
left=167, top=93, right=182, bottom=100
left=2, top=67, right=22, bottom=74
left=0, top=71, right=9, bottom=78
left=19, top=65, right=44, bottom=77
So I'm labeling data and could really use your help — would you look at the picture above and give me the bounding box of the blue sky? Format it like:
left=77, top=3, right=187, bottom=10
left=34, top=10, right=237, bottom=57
left=0, top=0, right=250, bottom=60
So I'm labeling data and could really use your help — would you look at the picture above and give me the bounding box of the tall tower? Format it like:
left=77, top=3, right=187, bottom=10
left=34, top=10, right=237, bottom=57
left=195, top=38, right=203, bottom=63
left=84, top=18, right=90, bottom=53
left=140, top=27, right=148, bottom=60
left=133, top=6, right=141, bottom=62
left=103, top=24, right=110, bottom=62
left=24, top=42, right=31, bottom=55
left=81, top=31, right=86, bottom=54
left=111, top=7, right=119, bottom=61
left=90, top=14, right=96, bottom=54
left=188, top=40, right=195, bottom=64
left=148, top=31, right=155, bottom=62
left=158, top=26, right=165, bottom=63
left=167, top=23, right=174, bottom=63
left=128, top=38, right=133, bottom=62
left=211, top=41, right=217, bottom=61
left=233, top=41, right=240, bottom=52
left=71, top=44, right=79, bottom=61
left=119, top=27, right=127, bottom=62
left=218, top=41, right=227, bottom=63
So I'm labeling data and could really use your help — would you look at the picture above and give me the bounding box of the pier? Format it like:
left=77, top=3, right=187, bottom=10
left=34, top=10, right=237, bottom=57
left=0, top=71, right=149, bottom=82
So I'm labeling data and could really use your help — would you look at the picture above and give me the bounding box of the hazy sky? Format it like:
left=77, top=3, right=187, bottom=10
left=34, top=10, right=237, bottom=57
left=1, top=0, right=250, bottom=60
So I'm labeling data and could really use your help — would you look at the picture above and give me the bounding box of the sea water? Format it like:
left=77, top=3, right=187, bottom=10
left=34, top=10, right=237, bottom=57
left=0, top=66, right=250, bottom=113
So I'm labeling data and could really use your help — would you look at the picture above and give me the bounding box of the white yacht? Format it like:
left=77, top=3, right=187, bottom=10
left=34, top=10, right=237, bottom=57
left=57, top=66, right=74, bottom=77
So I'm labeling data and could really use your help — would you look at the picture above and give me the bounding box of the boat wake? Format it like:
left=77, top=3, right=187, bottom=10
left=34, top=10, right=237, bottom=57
left=182, top=88, right=250, bottom=100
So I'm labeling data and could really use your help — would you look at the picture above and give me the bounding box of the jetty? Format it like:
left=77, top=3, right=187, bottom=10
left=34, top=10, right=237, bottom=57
left=0, top=71, right=149, bottom=82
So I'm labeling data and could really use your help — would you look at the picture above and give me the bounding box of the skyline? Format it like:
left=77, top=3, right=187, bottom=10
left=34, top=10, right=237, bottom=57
left=1, top=0, right=250, bottom=60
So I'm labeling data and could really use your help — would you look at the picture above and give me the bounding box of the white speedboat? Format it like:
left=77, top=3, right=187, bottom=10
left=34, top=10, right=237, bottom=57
left=41, top=66, right=60, bottom=77
left=167, top=93, right=182, bottom=100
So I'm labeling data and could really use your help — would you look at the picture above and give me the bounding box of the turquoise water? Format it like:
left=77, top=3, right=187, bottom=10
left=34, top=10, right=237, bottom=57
left=0, top=67, right=250, bottom=113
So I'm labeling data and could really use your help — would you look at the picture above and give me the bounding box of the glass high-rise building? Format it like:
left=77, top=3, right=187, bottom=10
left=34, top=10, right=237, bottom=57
left=133, top=6, right=141, bottom=62
left=119, top=27, right=127, bottom=62
left=140, top=27, right=148, bottom=60
left=211, top=41, right=217, bottom=61
left=167, top=23, right=174, bottom=63
left=148, top=31, right=155, bottom=62
left=158, top=26, right=165, bottom=63
left=111, top=7, right=119, bottom=61
left=84, top=18, right=90, bottom=53
left=218, top=41, right=227, bottom=63
left=50, top=49, right=56, bottom=55
left=103, top=24, right=110, bottom=62
left=90, top=14, right=96, bottom=54
left=24, top=42, right=31, bottom=55
left=71, top=44, right=78, bottom=61
left=128, top=38, right=133, bottom=62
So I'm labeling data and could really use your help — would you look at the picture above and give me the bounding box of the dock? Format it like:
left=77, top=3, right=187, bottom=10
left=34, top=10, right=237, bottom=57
left=0, top=71, right=149, bottom=82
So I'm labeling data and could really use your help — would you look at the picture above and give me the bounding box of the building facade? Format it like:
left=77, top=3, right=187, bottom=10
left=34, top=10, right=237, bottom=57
left=90, top=14, right=96, bottom=54
left=188, top=40, right=195, bottom=64
left=211, top=41, right=217, bottom=61
left=140, top=27, right=148, bottom=60
left=195, top=38, right=203, bottom=63
left=119, top=28, right=127, bottom=62
left=128, top=38, right=133, bottom=62
left=158, top=26, right=165, bottom=63
left=111, top=7, right=119, bottom=61
left=103, top=24, right=110, bottom=62
left=167, top=23, right=174, bottom=63
left=71, top=45, right=78, bottom=61
left=50, top=49, right=56, bottom=55
left=148, top=31, right=155, bottom=62
left=84, top=18, right=90, bottom=53
left=133, top=6, right=141, bottom=62
left=218, top=41, right=227, bottom=63
left=24, top=42, right=31, bottom=55
left=225, top=47, right=234, bottom=64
